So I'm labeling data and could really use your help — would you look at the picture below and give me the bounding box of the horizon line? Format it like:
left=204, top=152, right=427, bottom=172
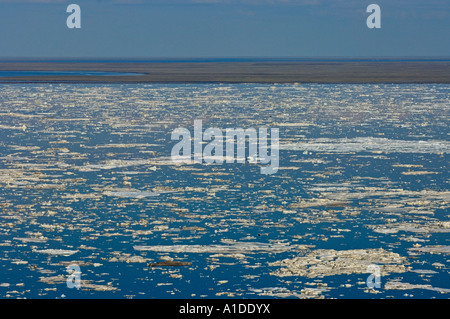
left=1, top=56, right=450, bottom=63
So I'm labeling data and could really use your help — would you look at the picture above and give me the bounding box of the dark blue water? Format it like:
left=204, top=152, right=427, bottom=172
left=0, top=83, right=448, bottom=299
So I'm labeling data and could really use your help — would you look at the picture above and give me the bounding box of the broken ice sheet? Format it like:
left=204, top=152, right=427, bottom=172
left=1, top=83, right=449, bottom=298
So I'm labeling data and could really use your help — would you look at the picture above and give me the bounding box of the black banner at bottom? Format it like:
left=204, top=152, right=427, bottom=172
left=0, top=298, right=442, bottom=317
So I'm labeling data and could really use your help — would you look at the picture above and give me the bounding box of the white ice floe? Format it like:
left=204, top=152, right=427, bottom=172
left=385, top=280, right=450, bottom=293
left=409, top=269, right=438, bottom=274
left=103, top=189, right=160, bottom=198
left=39, top=275, right=118, bottom=291
left=13, top=237, right=47, bottom=243
left=409, top=245, right=450, bottom=254
left=280, top=137, right=450, bottom=154
left=33, top=249, right=78, bottom=256
left=102, top=186, right=178, bottom=198
left=134, top=242, right=306, bottom=254
left=371, top=222, right=450, bottom=235
left=0, top=124, right=27, bottom=131
left=78, top=158, right=172, bottom=171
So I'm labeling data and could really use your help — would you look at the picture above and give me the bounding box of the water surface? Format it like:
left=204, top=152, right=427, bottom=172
left=0, top=83, right=448, bottom=299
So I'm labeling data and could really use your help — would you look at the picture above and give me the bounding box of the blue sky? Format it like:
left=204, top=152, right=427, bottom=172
left=0, top=0, right=449, bottom=58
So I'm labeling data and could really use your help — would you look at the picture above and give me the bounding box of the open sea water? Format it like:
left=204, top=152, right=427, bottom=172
left=0, top=83, right=448, bottom=299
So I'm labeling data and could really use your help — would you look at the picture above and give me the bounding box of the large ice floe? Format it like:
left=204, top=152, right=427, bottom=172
left=269, top=248, right=409, bottom=278
left=134, top=241, right=304, bottom=254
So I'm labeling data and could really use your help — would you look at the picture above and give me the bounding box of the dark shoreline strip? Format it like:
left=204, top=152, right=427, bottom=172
left=0, top=61, right=449, bottom=83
